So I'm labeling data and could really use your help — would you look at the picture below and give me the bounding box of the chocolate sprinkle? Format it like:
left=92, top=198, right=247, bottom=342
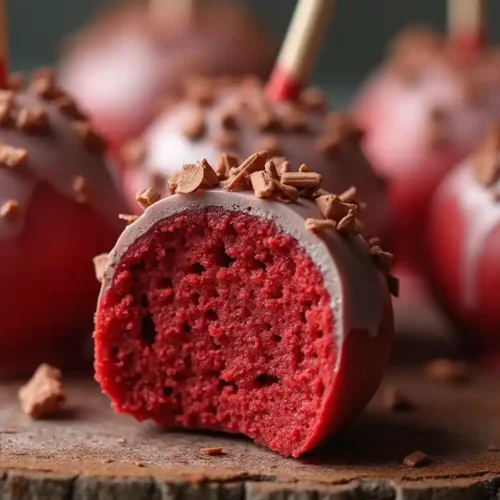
left=403, top=450, right=431, bottom=468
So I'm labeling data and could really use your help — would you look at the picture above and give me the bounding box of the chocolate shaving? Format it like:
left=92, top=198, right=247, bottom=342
left=0, top=145, right=28, bottom=169
left=176, top=159, right=219, bottom=194
left=281, top=172, right=322, bottom=189
left=305, top=218, right=336, bottom=232
left=264, top=160, right=280, bottom=180
left=200, top=447, right=224, bottom=456
left=0, top=200, right=20, bottom=218
left=123, top=139, right=147, bottom=166
left=215, top=153, right=239, bottom=181
left=55, top=96, right=87, bottom=120
left=16, top=107, right=49, bottom=133
left=72, top=121, right=107, bottom=154
left=424, top=358, right=471, bottom=384
left=119, top=214, right=139, bottom=225
left=183, top=109, right=206, bottom=140
left=19, top=364, right=66, bottom=419
left=315, top=194, right=355, bottom=221
left=272, top=180, right=299, bottom=203
left=371, top=245, right=394, bottom=273
left=403, top=450, right=431, bottom=468
left=382, top=387, right=413, bottom=411
left=73, top=175, right=92, bottom=204
left=250, top=171, right=274, bottom=199
left=225, top=153, right=266, bottom=192
left=272, top=157, right=291, bottom=176
left=136, top=187, right=161, bottom=209
left=300, top=87, right=327, bottom=112
left=93, top=254, right=109, bottom=283
left=299, top=164, right=309, bottom=173
left=336, top=213, right=360, bottom=236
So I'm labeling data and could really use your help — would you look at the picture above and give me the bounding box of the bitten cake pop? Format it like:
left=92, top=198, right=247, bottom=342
left=94, top=152, right=396, bottom=457
left=58, top=1, right=276, bottom=148
left=353, top=24, right=495, bottom=298
left=0, top=70, right=125, bottom=376
left=123, top=78, right=390, bottom=239
left=426, top=125, right=500, bottom=370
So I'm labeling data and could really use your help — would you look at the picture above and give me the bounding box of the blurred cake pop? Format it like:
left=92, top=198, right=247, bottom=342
left=58, top=1, right=276, bottom=148
left=353, top=25, right=495, bottom=299
left=0, top=70, right=125, bottom=376
left=426, top=124, right=500, bottom=370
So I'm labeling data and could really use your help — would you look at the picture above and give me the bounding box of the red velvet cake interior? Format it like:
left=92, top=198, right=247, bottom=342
left=96, top=207, right=335, bottom=456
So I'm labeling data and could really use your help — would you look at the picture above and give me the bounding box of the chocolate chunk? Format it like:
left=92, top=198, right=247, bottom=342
left=73, top=175, right=92, bottom=204
left=264, top=160, right=280, bottom=180
left=16, top=107, right=50, bottom=133
left=300, top=87, right=327, bottom=112
left=272, top=180, right=299, bottom=203
left=136, top=187, right=161, bottom=209
left=382, top=387, right=413, bottom=411
left=336, top=213, right=360, bottom=236
left=424, top=358, right=471, bottom=384
left=281, top=172, right=322, bottom=189
left=371, top=245, right=394, bottom=273
left=403, top=450, right=431, bottom=468
left=215, top=153, right=239, bottom=181
left=305, top=218, right=337, bottom=232
left=72, top=121, right=107, bottom=154
left=0, top=145, right=28, bottom=169
left=316, top=194, right=355, bottom=221
left=93, top=254, right=109, bottom=283
left=250, top=171, right=274, bottom=199
left=19, top=364, right=66, bottom=419
left=225, top=153, right=266, bottom=192
left=55, top=96, right=87, bottom=120
left=0, top=200, right=20, bottom=218
left=200, top=447, right=224, bottom=456
left=183, top=109, right=206, bottom=140
left=299, top=164, right=309, bottom=173
left=119, top=214, right=140, bottom=225
left=176, top=159, right=219, bottom=194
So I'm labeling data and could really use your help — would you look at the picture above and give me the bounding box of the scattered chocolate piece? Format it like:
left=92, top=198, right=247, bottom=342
left=258, top=135, right=281, bottom=157
left=183, top=109, right=206, bottom=140
left=403, top=450, right=431, bottom=468
left=336, top=213, right=360, bottom=236
left=300, top=87, right=327, bottom=112
left=250, top=171, right=274, bottom=199
left=119, top=214, right=140, bottom=225
left=315, top=194, right=355, bottom=221
left=55, top=95, right=87, bottom=120
left=136, top=187, right=161, bottom=209
left=7, top=73, right=24, bottom=90
left=72, top=121, right=107, bottom=154
left=18, top=364, right=66, bottom=419
left=387, top=274, right=400, bottom=298
left=0, top=145, right=28, bottom=169
left=371, top=246, right=394, bottom=273
left=299, top=164, right=309, bottom=173
left=273, top=158, right=291, bottom=176
left=93, top=253, right=109, bottom=283
left=215, top=153, right=239, bottom=181
left=281, top=172, right=322, bottom=189
left=424, top=358, right=471, bottom=384
left=73, top=175, right=92, bottom=204
left=264, top=160, right=280, bottom=180
left=305, top=218, right=337, bottom=232
left=176, top=159, right=219, bottom=194
left=200, top=447, right=224, bottom=456
left=272, top=180, right=299, bottom=203
left=0, top=200, right=20, bottom=218
left=214, top=130, right=238, bottom=150
left=382, top=387, right=413, bottom=411
left=167, top=171, right=181, bottom=194
left=488, top=444, right=499, bottom=452
left=123, top=139, right=147, bottom=166
left=16, top=107, right=49, bottom=133
left=225, top=153, right=266, bottom=191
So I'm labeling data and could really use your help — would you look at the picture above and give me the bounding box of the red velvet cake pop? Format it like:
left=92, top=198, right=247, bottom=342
left=94, top=152, right=396, bottom=457
left=58, top=1, right=276, bottom=148
left=123, top=78, right=390, bottom=240
left=354, top=26, right=495, bottom=298
left=427, top=125, right=500, bottom=370
left=0, top=71, right=125, bottom=376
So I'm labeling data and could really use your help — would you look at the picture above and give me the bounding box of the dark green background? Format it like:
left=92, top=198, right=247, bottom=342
left=7, top=1, right=500, bottom=92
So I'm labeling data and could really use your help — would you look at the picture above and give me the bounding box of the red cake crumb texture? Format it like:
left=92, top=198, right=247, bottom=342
left=427, top=124, right=500, bottom=370
left=95, top=152, right=395, bottom=457
left=0, top=70, right=125, bottom=377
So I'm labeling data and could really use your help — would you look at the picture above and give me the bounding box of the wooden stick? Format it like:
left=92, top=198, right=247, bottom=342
left=448, top=0, right=486, bottom=57
left=0, top=0, right=8, bottom=87
left=267, top=0, right=336, bottom=102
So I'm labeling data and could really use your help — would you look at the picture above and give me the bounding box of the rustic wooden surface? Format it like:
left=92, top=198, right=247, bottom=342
left=1, top=320, right=500, bottom=499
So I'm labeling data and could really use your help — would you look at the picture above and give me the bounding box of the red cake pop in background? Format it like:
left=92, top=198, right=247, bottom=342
left=354, top=26, right=496, bottom=302
left=426, top=125, right=500, bottom=370
left=58, top=1, right=276, bottom=149
left=0, top=71, right=125, bottom=377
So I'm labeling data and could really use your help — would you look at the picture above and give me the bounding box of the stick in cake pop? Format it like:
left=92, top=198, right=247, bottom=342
left=266, top=0, right=336, bottom=102
left=448, top=0, right=486, bottom=61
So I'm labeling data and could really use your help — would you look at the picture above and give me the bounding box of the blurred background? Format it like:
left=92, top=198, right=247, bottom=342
left=9, top=0, right=500, bottom=104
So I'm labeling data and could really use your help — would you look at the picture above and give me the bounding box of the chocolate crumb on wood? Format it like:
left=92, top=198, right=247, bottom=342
left=403, top=450, right=431, bottom=468
left=19, top=364, right=66, bottom=419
